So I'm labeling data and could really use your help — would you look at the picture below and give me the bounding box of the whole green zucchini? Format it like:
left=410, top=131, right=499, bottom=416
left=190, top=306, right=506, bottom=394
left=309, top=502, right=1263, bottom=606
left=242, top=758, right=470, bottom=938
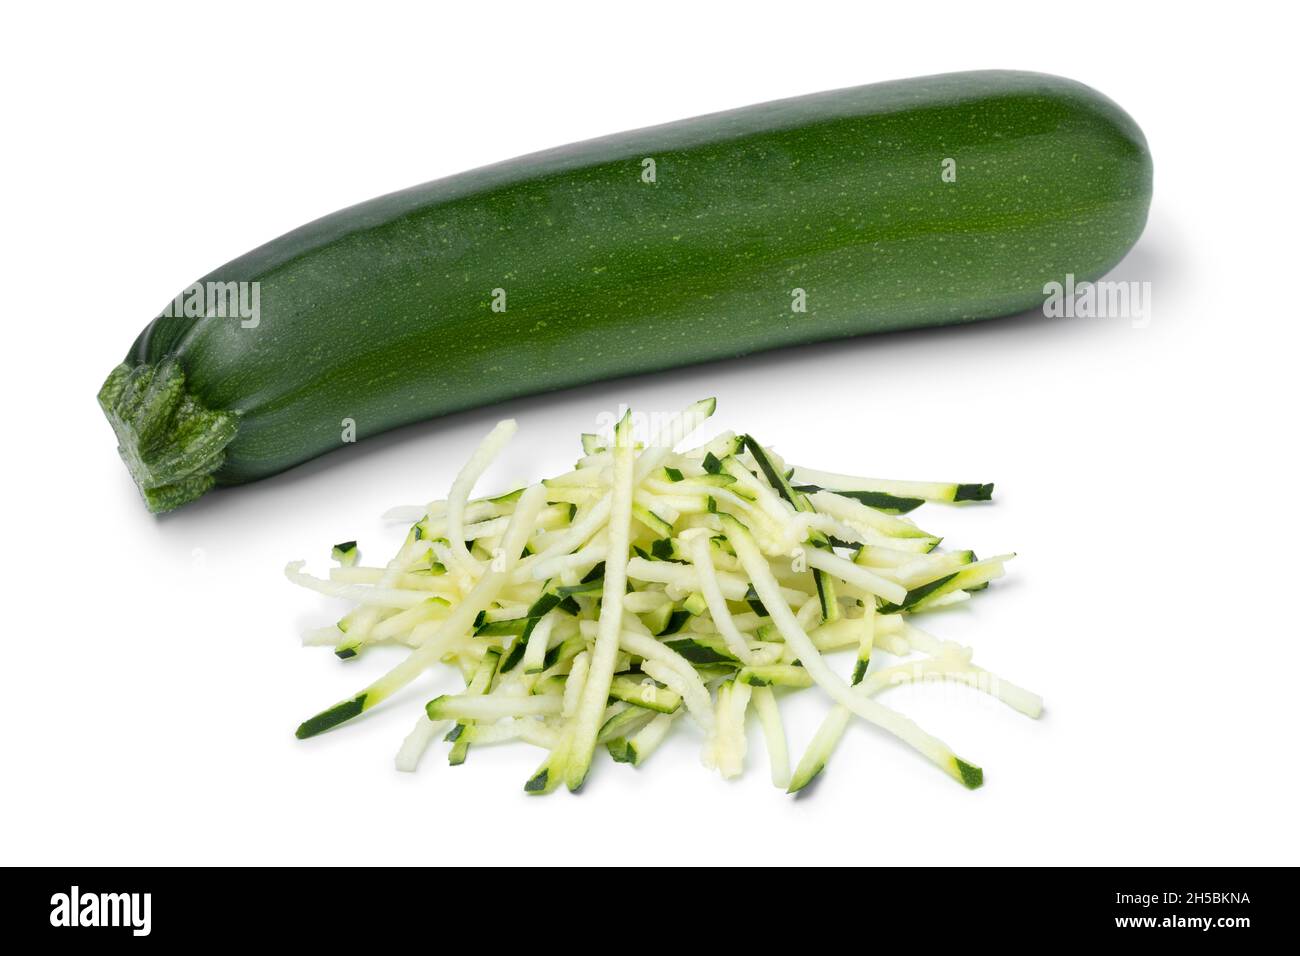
left=99, top=70, right=1151, bottom=512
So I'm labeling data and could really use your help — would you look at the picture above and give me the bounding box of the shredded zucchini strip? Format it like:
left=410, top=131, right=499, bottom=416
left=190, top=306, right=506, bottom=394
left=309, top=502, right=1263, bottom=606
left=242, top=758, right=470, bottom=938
left=686, top=533, right=754, bottom=664
left=395, top=715, right=451, bottom=773
left=750, top=686, right=790, bottom=788
left=563, top=413, right=636, bottom=791
left=804, top=548, right=908, bottom=605
left=790, top=466, right=991, bottom=505
left=521, top=611, right=556, bottom=674
left=444, top=419, right=518, bottom=576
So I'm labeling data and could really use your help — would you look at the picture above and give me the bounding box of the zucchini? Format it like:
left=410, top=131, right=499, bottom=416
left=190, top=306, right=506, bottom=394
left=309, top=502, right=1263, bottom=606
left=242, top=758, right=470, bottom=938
left=665, top=634, right=742, bottom=665
left=680, top=591, right=709, bottom=617
left=794, top=486, right=925, bottom=514
left=607, top=712, right=678, bottom=767
left=743, top=436, right=841, bottom=623
left=878, top=554, right=1012, bottom=613
left=446, top=649, right=501, bottom=766
left=737, top=664, right=814, bottom=689
left=597, top=702, right=655, bottom=745
left=607, top=675, right=682, bottom=714
left=852, top=605, right=876, bottom=686
left=792, top=470, right=994, bottom=505
left=558, top=410, right=637, bottom=792
left=330, top=541, right=359, bottom=566
left=425, top=693, right=561, bottom=722
left=101, top=70, right=1150, bottom=512
left=638, top=600, right=676, bottom=636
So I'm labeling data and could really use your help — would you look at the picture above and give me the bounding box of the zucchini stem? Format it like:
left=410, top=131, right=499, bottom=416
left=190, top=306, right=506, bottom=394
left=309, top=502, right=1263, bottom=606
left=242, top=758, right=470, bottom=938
left=97, top=360, right=238, bottom=513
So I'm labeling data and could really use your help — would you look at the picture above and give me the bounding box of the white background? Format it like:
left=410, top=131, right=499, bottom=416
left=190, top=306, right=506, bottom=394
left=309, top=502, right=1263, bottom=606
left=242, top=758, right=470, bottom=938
left=3, top=1, right=1297, bottom=866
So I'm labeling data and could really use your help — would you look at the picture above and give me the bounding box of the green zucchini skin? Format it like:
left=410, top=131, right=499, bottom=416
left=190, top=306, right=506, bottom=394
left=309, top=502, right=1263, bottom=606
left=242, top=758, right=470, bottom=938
left=101, top=70, right=1151, bottom=512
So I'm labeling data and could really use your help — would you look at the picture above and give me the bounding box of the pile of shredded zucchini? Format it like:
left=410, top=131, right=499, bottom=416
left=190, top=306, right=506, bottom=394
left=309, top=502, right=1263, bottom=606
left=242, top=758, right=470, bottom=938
left=291, top=399, right=1041, bottom=792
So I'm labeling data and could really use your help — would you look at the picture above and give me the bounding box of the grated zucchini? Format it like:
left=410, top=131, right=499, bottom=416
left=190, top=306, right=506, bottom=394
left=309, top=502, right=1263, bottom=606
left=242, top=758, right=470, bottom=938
left=290, top=400, right=1039, bottom=791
